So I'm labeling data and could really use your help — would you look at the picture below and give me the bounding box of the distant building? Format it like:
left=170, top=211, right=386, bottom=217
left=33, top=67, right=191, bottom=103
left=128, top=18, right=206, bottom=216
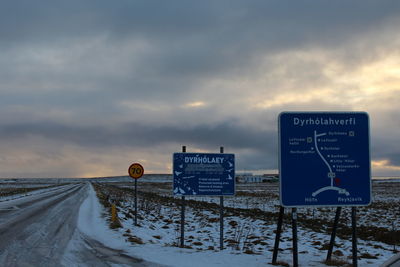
left=263, top=174, right=279, bottom=181
left=235, top=173, right=279, bottom=183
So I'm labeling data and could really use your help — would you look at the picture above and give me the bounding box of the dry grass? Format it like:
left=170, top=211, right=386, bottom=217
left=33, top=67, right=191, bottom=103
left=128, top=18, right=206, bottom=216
left=92, top=182, right=400, bottom=248
left=324, top=258, right=350, bottom=266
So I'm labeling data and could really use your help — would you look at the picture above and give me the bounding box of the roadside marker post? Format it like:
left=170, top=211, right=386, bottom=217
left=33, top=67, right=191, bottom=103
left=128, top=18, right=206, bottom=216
left=128, top=162, right=144, bottom=226
left=111, top=203, right=118, bottom=224
left=274, top=112, right=371, bottom=267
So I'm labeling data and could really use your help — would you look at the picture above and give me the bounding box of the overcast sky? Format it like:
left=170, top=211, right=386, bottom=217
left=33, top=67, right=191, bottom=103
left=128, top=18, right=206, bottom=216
left=1, top=1, right=400, bottom=178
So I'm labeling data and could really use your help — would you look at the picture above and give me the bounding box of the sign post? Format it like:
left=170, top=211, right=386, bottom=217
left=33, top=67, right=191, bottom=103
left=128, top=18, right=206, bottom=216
left=276, top=112, right=371, bottom=266
left=292, top=208, right=298, bottom=267
left=352, top=207, right=358, bottom=267
left=272, top=206, right=285, bottom=264
left=326, top=207, right=342, bottom=261
left=219, top=146, right=224, bottom=251
left=128, top=163, right=144, bottom=226
left=180, top=146, right=186, bottom=248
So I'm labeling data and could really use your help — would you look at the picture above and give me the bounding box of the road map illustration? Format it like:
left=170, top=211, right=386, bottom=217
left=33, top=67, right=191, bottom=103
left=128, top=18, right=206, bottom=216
left=312, top=130, right=350, bottom=197
left=279, top=112, right=371, bottom=207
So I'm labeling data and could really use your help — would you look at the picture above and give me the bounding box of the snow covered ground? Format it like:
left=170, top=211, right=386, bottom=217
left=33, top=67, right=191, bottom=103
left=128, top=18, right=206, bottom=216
left=0, top=177, right=398, bottom=266
left=65, top=184, right=272, bottom=266
left=90, top=179, right=399, bottom=266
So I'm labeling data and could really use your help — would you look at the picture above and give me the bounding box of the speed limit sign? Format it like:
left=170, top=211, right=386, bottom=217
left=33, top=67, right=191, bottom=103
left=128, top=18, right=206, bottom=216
left=128, top=163, right=144, bottom=179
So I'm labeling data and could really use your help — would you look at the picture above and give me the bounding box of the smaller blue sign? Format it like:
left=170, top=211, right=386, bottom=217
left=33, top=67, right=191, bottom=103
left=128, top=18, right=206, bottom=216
left=173, top=153, right=235, bottom=196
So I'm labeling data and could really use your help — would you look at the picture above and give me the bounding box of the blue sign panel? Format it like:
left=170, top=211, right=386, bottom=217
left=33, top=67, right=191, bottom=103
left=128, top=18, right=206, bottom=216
left=279, top=112, right=371, bottom=207
left=173, top=153, right=235, bottom=196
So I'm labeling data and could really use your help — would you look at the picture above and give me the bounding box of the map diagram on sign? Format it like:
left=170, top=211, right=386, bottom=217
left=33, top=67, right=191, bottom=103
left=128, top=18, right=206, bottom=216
left=279, top=112, right=371, bottom=207
left=312, top=130, right=350, bottom=197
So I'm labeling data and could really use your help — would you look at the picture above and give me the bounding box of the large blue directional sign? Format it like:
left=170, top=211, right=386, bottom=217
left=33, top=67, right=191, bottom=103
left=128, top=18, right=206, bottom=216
left=173, top=153, right=235, bottom=196
left=279, top=112, right=371, bottom=207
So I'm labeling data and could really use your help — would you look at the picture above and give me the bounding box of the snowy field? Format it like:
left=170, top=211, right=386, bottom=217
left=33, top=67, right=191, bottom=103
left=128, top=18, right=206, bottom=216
left=0, top=176, right=399, bottom=266
left=90, top=175, right=400, bottom=266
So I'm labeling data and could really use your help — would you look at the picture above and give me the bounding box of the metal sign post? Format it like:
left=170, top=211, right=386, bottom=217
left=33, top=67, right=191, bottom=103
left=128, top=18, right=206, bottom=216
left=327, top=207, right=342, bottom=261
left=272, top=206, right=285, bottom=264
left=180, top=146, right=186, bottom=248
left=292, top=208, right=298, bottom=267
left=219, top=146, right=224, bottom=251
left=134, top=179, right=138, bottom=225
left=128, top=163, right=144, bottom=226
left=352, top=207, right=358, bottom=267
left=325, top=206, right=358, bottom=266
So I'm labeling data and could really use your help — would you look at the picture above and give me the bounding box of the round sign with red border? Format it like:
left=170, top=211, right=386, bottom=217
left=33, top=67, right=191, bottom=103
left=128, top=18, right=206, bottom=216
left=128, top=163, right=144, bottom=179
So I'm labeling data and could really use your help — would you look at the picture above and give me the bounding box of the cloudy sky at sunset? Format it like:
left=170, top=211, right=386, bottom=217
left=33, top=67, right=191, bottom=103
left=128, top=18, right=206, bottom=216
left=1, top=1, right=400, bottom=178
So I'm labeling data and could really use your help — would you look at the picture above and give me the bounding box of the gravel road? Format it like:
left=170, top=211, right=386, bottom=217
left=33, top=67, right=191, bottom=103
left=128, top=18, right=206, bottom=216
left=0, top=183, right=161, bottom=267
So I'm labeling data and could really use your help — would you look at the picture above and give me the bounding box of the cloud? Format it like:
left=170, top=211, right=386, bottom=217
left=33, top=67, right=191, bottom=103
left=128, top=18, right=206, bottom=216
left=1, top=1, right=400, bottom=177
left=183, top=101, right=207, bottom=108
left=0, top=119, right=276, bottom=152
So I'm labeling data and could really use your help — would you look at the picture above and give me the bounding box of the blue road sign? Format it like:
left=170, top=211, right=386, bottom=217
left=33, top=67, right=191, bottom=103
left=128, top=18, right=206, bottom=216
left=279, top=112, right=371, bottom=207
left=173, top=153, right=235, bottom=196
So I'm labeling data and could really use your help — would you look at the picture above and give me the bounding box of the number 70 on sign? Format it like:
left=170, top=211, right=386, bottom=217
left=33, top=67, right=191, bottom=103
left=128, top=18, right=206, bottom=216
left=128, top=163, right=144, bottom=179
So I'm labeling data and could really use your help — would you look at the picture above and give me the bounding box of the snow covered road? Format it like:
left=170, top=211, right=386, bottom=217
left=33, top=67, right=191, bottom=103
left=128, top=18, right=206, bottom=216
left=0, top=183, right=160, bottom=267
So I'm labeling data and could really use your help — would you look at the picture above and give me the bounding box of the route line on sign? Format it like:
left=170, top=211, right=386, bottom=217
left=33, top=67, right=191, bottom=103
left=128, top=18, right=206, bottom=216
left=312, top=130, right=350, bottom=197
left=314, top=131, right=332, bottom=178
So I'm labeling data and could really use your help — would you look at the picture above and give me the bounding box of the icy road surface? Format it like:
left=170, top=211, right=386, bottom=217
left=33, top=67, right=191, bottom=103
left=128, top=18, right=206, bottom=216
left=0, top=183, right=159, bottom=267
